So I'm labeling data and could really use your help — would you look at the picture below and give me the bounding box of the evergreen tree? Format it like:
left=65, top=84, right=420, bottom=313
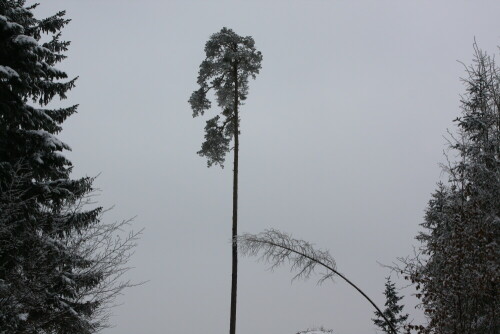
left=189, top=27, right=262, bottom=334
left=0, top=2, right=137, bottom=333
left=372, top=277, right=408, bottom=333
left=402, top=44, right=500, bottom=334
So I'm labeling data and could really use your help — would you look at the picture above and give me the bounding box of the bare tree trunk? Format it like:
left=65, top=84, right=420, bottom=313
left=229, top=62, right=239, bottom=334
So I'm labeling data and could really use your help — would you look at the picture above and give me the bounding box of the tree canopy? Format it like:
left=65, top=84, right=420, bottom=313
left=189, top=27, right=262, bottom=167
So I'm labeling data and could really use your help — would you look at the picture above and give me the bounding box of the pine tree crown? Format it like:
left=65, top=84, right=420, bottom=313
left=189, top=27, right=262, bottom=167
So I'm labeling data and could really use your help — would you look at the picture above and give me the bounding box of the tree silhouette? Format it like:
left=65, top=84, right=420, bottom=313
left=372, top=277, right=408, bottom=333
left=189, top=27, right=262, bottom=334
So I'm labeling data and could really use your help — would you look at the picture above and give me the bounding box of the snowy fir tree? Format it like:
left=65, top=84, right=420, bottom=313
left=400, top=44, right=500, bottom=334
left=189, top=27, right=262, bottom=334
left=372, top=277, right=408, bottom=334
left=0, top=2, right=138, bottom=333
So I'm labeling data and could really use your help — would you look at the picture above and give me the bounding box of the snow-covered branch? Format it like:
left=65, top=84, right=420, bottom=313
left=237, top=229, right=399, bottom=334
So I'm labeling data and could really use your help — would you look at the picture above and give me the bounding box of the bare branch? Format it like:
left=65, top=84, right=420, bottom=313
left=237, top=229, right=399, bottom=334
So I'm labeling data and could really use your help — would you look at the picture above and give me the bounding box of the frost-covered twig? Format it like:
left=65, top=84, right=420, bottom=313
left=237, top=229, right=399, bottom=334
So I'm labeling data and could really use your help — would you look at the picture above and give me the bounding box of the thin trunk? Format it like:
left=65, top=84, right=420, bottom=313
left=229, top=62, right=239, bottom=334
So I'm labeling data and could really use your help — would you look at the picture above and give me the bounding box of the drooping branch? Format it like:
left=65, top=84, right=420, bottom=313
left=237, top=229, right=399, bottom=334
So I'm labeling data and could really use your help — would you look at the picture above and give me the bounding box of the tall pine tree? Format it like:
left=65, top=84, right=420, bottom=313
left=0, top=1, right=124, bottom=333
left=189, top=27, right=262, bottom=334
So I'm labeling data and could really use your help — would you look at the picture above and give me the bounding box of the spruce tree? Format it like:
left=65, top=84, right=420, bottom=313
left=189, top=27, right=262, bottom=334
left=372, top=277, right=408, bottom=334
left=402, top=44, right=500, bottom=334
left=0, top=1, right=115, bottom=333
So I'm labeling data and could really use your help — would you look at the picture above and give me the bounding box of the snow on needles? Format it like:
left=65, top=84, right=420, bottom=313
left=12, top=34, right=37, bottom=46
left=0, top=65, right=19, bottom=78
left=25, top=129, right=71, bottom=151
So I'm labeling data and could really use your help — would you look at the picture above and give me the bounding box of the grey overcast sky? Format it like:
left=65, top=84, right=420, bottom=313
left=34, top=1, right=500, bottom=333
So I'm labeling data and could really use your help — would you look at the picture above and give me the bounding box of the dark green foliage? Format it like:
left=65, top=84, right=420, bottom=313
left=372, top=277, right=408, bottom=333
left=189, top=27, right=262, bottom=167
left=0, top=1, right=103, bottom=333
